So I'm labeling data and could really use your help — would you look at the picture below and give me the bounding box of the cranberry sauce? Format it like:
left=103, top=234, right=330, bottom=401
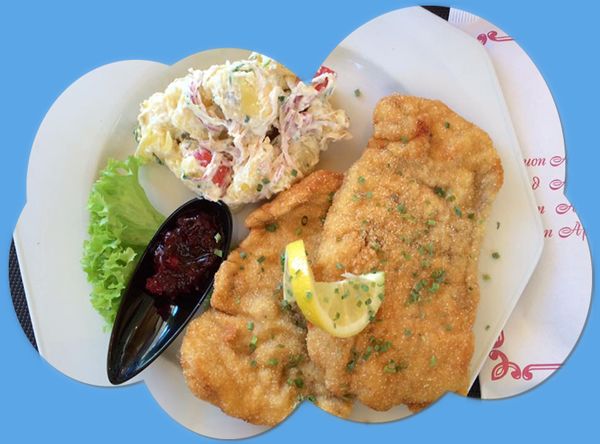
left=145, top=213, right=223, bottom=300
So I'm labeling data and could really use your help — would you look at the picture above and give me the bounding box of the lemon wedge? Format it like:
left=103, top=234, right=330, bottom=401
left=283, top=240, right=385, bottom=338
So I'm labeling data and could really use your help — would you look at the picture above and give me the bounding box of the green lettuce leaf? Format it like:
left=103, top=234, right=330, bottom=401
left=81, top=156, right=164, bottom=327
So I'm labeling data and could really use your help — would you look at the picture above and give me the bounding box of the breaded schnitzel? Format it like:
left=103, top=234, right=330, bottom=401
left=180, top=170, right=350, bottom=425
left=307, top=95, right=503, bottom=411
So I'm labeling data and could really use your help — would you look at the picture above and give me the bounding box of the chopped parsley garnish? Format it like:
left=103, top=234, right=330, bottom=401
left=426, top=219, right=436, bottom=226
left=267, top=358, right=279, bottom=366
left=292, top=378, right=304, bottom=388
left=444, top=121, right=450, bottom=129
left=291, top=169, right=298, bottom=177
left=250, top=359, right=257, bottom=367
left=265, top=223, right=278, bottom=232
left=397, top=203, right=407, bottom=214
left=358, top=176, right=366, bottom=184
left=492, top=251, right=501, bottom=259
left=454, top=206, right=463, bottom=217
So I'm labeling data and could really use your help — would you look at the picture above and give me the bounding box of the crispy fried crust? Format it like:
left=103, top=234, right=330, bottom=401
left=307, top=95, right=503, bottom=410
left=180, top=170, right=349, bottom=426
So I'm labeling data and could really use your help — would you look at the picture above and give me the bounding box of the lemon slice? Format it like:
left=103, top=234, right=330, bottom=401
left=283, top=240, right=385, bottom=338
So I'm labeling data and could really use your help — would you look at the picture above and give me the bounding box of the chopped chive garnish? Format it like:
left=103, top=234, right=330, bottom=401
left=496, top=221, right=501, bottom=230
left=249, top=335, right=258, bottom=351
left=250, top=359, right=257, bottom=367
left=468, top=213, right=475, bottom=220
left=377, top=293, right=384, bottom=301
left=240, top=251, right=248, bottom=259
left=336, top=262, right=344, bottom=270
left=400, top=136, right=409, bottom=144
left=444, top=121, right=450, bottom=129
left=262, top=178, right=270, bottom=184
left=291, top=169, right=298, bottom=177
left=397, top=203, right=407, bottom=214
left=360, top=284, right=369, bottom=292
left=214, top=249, right=223, bottom=257
left=426, top=219, right=436, bottom=226
left=482, top=273, right=491, bottom=281
left=404, top=328, right=412, bottom=337
left=485, top=325, right=491, bottom=331
left=306, top=291, right=313, bottom=300
left=257, top=255, right=266, bottom=264
left=214, top=232, right=222, bottom=243
left=365, top=298, right=372, bottom=305
left=434, top=186, right=446, bottom=198
left=293, top=378, right=304, bottom=388
left=267, top=358, right=279, bottom=366
left=256, top=183, right=263, bottom=192
left=358, top=176, right=366, bottom=184
left=454, top=206, right=463, bottom=217
left=247, top=321, right=254, bottom=331
left=429, top=355, right=438, bottom=367
left=366, top=191, right=373, bottom=199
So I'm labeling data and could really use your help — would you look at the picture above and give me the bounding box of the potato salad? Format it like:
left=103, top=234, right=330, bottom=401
left=135, top=54, right=350, bottom=206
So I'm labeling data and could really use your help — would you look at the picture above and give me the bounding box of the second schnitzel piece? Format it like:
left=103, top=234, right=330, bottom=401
left=307, top=95, right=503, bottom=411
left=180, top=170, right=350, bottom=426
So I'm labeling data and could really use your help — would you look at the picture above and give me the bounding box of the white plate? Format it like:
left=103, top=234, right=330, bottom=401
left=14, top=6, right=543, bottom=439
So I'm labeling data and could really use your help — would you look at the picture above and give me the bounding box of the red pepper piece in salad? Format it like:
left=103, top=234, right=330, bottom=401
left=193, top=149, right=213, bottom=167
left=313, top=66, right=336, bottom=92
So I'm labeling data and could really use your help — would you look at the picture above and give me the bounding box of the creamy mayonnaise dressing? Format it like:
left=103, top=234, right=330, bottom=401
left=135, top=53, right=350, bottom=207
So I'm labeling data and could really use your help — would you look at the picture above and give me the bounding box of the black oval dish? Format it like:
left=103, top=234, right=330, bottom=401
left=107, top=198, right=232, bottom=385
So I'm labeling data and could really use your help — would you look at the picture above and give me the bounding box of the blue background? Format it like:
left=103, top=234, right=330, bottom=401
left=1, top=0, right=597, bottom=442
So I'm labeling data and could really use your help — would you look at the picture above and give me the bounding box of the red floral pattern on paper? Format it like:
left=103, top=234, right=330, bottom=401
left=477, top=30, right=514, bottom=45
left=488, top=331, right=561, bottom=381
